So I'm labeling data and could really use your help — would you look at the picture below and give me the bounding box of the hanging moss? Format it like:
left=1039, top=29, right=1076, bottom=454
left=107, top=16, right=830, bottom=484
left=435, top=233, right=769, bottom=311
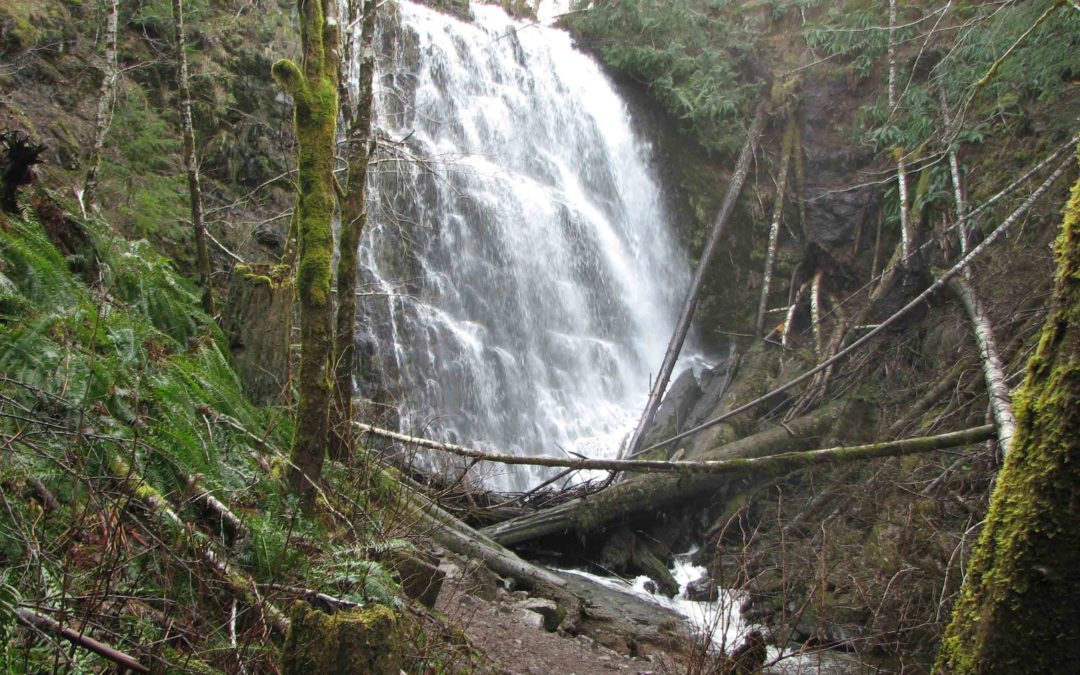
left=934, top=164, right=1080, bottom=673
left=281, top=602, right=403, bottom=674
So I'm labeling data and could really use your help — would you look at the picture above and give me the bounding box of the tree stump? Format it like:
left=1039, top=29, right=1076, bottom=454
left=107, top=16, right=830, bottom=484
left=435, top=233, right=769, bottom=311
left=222, top=263, right=292, bottom=406
left=282, top=602, right=403, bottom=675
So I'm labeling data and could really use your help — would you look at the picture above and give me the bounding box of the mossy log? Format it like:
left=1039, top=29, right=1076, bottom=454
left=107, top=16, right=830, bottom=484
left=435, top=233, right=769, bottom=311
left=107, top=456, right=290, bottom=636
left=356, top=419, right=991, bottom=477
left=934, top=157, right=1080, bottom=674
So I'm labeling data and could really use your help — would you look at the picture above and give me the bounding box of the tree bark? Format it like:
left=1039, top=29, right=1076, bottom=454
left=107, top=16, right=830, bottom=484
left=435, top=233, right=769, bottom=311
left=756, top=115, right=796, bottom=337
left=938, top=82, right=1016, bottom=456
left=81, top=0, right=120, bottom=212
left=274, top=0, right=341, bottom=507
left=624, top=107, right=767, bottom=459
left=173, top=0, right=215, bottom=316
left=934, top=158, right=1080, bottom=675
left=329, top=0, right=378, bottom=461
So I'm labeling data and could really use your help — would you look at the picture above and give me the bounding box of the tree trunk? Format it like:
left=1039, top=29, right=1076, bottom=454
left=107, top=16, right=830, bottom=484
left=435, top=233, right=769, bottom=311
left=330, top=0, right=378, bottom=461
left=755, top=114, right=796, bottom=337
left=938, top=82, right=1016, bottom=455
left=357, top=418, right=988, bottom=478
left=173, top=0, right=215, bottom=315
left=483, top=401, right=847, bottom=547
left=624, top=107, right=767, bottom=459
left=887, top=0, right=913, bottom=261
left=934, top=160, right=1080, bottom=675
left=948, top=276, right=1016, bottom=454
left=273, top=0, right=341, bottom=508
left=81, top=0, right=119, bottom=212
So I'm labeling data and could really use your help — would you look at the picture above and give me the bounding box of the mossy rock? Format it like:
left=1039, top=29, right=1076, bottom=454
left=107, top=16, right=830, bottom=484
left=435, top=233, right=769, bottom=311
left=282, top=602, right=403, bottom=675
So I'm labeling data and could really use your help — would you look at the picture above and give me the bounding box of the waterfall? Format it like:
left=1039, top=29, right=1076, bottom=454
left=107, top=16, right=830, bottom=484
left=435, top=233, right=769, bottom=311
left=355, top=1, right=691, bottom=492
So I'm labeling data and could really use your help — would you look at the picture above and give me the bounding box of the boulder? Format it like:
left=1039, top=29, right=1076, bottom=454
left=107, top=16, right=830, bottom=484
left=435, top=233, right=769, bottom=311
left=684, top=575, right=719, bottom=602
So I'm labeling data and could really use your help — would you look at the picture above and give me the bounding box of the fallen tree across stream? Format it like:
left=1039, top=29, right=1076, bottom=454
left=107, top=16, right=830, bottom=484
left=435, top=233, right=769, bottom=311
left=356, top=421, right=994, bottom=477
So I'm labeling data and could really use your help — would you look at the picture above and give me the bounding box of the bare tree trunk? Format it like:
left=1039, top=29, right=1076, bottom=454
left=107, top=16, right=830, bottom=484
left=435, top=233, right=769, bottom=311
left=624, top=108, right=767, bottom=459
left=939, top=83, right=970, bottom=252
left=756, top=115, right=796, bottom=337
left=938, top=82, right=1015, bottom=454
left=935, top=164, right=1080, bottom=675
left=356, top=420, right=992, bottom=477
left=782, top=281, right=809, bottom=350
left=949, top=276, right=1016, bottom=453
left=173, top=0, right=215, bottom=316
left=887, top=0, right=913, bottom=260
left=273, top=0, right=341, bottom=508
left=81, top=0, right=120, bottom=212
left=810, top=269, right=823, bottom=357
left=329, top=0, right=378, bottom=461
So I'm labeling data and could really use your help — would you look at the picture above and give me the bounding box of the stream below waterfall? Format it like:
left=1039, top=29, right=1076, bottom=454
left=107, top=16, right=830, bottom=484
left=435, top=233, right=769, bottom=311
left=561, top=549, right=860, bottom=674
left=356, top=1, right=696, bottom=492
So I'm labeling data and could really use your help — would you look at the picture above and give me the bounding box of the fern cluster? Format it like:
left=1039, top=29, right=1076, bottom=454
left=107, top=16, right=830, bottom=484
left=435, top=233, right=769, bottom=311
left=0, top=197, right=404, bottom=672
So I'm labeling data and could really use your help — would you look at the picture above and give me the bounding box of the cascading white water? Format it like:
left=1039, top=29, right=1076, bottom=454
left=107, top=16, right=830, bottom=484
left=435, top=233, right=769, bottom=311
left=355, top=1, right=690, bottom=492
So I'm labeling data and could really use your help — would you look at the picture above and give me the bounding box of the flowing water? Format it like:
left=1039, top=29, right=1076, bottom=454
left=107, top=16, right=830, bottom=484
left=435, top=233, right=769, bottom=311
left=354, top=1, right=690, bottom=492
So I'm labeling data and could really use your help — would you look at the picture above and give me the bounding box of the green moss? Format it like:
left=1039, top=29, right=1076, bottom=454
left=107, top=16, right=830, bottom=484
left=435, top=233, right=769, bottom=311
left=282, top=602, right=403, bottom=674
left=934, top=163, right=1080, bottom=673
left=275, top=0, right=340, bottom=507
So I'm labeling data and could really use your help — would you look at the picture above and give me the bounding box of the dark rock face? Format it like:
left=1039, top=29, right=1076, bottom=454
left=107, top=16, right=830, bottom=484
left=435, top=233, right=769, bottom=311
left=643, top=366, right=703, bottom=448
left=684, top=340, right=739, bottom=431
left=803, top=182, right=876, bottom=247
left=641, top=340, right=738, bottom=454
left=253, top=221, right=284, bottom=252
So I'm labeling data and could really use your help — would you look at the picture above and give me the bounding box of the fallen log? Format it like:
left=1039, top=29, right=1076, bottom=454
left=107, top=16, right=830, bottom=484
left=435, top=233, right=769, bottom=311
left=358, top=414, right=989, bottom=478
left=483, top=423, right=993, bottom=548
left=481, top=402, right=846, bottom=547
left=108, top=456, right=290, bottom=637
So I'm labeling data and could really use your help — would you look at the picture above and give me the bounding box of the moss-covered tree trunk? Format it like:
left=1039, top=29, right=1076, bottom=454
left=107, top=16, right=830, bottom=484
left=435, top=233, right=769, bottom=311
left=934, top=167, right=1080, bottom=673
left=329, top=0, right=378, bottom=461
left=273, top=0, right=340, bottom=507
